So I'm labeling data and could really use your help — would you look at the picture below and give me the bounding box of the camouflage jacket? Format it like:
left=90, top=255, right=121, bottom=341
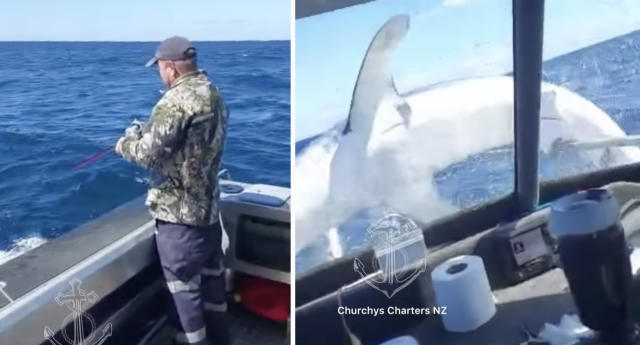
left=116, top=70, right=228, bottom=226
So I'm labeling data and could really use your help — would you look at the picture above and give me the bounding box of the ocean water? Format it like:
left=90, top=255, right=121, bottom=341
left=296, top=30, right=640, bottom=274
left=0, top=41, right=290, bottom=262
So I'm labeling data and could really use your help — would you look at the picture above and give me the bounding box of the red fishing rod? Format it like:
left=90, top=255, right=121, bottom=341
left=73, top=147, right=115, bottom=170
left=74, top=120, right=143, bottom=170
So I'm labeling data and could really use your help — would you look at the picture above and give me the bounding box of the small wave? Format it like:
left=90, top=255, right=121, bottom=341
left=134, top=176, right=150, bottom=184
left=0, top=236, right=47, bottom=266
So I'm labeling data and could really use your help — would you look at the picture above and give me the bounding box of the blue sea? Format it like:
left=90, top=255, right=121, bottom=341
left=296, top=30, right=640, bottom=274
left=0, top=41, right=290, bottom=260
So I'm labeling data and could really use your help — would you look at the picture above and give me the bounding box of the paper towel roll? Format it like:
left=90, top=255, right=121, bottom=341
left=431, top=255, right=496, bottom=332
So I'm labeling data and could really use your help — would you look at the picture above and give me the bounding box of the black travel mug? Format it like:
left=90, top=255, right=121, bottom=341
left=550, top=189, right=635, bottom=344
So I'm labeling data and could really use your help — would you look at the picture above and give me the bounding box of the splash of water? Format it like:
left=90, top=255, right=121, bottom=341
left=0, top=236, right=47, bottom=266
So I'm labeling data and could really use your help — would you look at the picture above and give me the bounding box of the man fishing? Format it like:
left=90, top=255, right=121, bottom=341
left=115, top=36, right=229, bottom=345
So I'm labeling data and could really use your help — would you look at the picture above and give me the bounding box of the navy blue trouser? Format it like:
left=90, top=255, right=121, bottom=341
left=155, top=220, right=230, bottom=345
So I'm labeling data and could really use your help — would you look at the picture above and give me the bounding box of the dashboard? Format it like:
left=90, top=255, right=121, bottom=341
left=296, top=181, right=640, bottom=345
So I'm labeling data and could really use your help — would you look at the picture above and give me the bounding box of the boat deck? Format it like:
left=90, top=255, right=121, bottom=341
left=149, top=302, right=288, bottom=345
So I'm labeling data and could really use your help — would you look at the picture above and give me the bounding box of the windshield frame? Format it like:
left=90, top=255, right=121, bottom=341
left=512, top=0, right=545, bottom=214
left=296, top=0, right=374, bottom=19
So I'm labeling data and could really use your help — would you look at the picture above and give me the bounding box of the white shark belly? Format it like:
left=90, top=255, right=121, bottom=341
left=297, top=77, right=640, bottom=253
left=540, top=83, right=640, bottom=165
left=384, top=76, right=640, bottom=172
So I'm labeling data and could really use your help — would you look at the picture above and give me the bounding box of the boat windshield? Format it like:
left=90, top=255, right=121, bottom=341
left=538, top=1, right=640, bottom=181
left=295, top=0, right=514, bottom=274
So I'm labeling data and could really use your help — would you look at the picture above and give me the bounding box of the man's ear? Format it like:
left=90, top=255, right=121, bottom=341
left=168, top=61, right=179, bottom=77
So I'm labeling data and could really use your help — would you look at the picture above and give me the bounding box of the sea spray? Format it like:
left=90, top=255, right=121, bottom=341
left=0, top=236, right=47, bottom=266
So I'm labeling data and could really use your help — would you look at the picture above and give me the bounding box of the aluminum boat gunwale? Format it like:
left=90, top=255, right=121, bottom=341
left=0, top=195, right=156, bottom=345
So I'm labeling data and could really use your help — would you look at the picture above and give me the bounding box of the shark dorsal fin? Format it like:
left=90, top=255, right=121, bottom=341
left=343, top=15, right=411, bottom=136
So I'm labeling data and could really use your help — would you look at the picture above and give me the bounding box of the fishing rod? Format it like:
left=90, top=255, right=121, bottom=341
left=73, top=147, right=115, bottom=170
left=73, top=120, right=144, bottom=170
left=74, top=113, right=228, bottom=170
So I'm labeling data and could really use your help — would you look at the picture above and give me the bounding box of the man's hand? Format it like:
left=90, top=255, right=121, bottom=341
left=115, top=136, right=127, bottom=156
left=116, top=120, right=144, bottom=157
left=125, top=119, right=144, bottom=139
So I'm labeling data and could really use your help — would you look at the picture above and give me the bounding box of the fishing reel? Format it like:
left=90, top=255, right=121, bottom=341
left=125, top=119, right=144, bottom=139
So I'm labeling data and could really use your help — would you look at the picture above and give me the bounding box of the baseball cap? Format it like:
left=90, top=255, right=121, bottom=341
left=145, top=36, right=197, bottom=67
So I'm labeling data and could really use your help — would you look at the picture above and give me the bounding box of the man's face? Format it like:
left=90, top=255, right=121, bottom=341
left=157, top=60, right=178, bottom=87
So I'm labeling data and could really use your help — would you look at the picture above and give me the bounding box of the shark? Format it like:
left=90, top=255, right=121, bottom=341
left=295, top=14, right=640, bottom=254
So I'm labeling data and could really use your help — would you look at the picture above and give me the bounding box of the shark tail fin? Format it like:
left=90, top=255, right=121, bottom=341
left=343, top=15, right=411, bottom=136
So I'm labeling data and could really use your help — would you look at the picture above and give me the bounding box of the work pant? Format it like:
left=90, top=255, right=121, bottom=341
left=155, top=219, right=230, bottom=345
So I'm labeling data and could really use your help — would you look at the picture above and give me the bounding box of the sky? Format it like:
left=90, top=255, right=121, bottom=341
left=0, top=0, right=291, bottom=41
left=296, top=0, right=640, bottom=140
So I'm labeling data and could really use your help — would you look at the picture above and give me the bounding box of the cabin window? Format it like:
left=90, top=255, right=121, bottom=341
left=295, top=0, right=513, bottom=274
left=539, top=2, right=640, bottom=181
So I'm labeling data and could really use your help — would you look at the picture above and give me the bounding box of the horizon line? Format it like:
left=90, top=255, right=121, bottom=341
left=0, top=39, right=290, bottom=43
